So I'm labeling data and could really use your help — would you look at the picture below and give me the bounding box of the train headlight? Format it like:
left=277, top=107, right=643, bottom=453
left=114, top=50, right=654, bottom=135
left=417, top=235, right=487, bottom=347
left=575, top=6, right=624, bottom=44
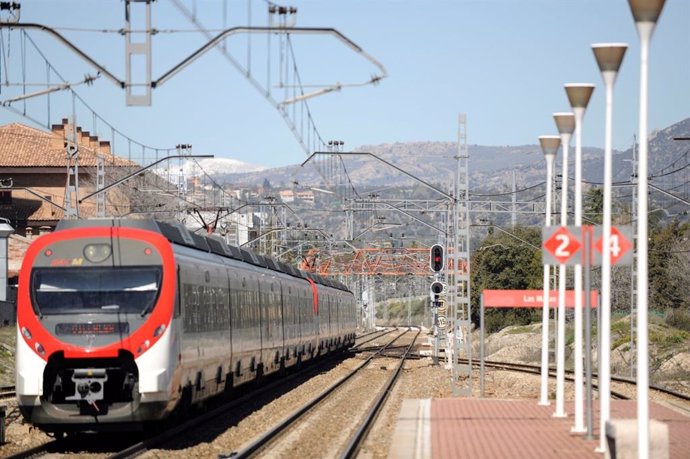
left=35, top=342, right=46, bottom=356
left=21, top=326, right=32, bottom=340
left=83, top=244, right=112, bottom=263
left=153, top=324, right=166, bottom=337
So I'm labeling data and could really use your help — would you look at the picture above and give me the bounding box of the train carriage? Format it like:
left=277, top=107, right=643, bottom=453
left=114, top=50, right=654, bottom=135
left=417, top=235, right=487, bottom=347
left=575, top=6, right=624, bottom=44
left=15, top=219, right=356, bottom=434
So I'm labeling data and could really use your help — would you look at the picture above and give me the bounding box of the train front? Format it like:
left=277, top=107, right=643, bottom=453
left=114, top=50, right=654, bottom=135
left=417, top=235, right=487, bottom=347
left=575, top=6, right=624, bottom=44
left=15, top=222, right=179, bottom=433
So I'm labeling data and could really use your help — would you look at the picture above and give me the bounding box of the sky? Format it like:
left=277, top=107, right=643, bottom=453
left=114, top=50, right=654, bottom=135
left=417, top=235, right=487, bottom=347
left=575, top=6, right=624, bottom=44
left=1, top=0, right=688, bottom=168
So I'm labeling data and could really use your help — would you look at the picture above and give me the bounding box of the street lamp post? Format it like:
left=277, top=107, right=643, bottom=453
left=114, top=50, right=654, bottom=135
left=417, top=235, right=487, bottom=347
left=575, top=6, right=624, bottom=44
left=538, top=135, right=560, bottom=407
left=564, top=83, right=595, bottom=434
left=627, top=1, right=666, bottom=456
left=553, top=112, right=575, bottom=418
left=592, top=42, right=628, bottom=453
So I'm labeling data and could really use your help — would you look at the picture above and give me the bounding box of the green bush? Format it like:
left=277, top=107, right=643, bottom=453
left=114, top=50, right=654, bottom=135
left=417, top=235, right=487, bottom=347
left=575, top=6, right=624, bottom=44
left=483, top=309, right=540, bottom=334
left=664, top=309, right=690, bottom=332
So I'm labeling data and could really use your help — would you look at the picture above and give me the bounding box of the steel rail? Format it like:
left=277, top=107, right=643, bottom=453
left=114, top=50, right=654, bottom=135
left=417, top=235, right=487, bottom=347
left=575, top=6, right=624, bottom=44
left=474, top=359, right=630, bottom=400
left=479, top=359, right=690, bottom=403
left=415, top=350, right=690, bottom=403
left=341, top=329, right=420, bottom=459
left=106, top=349, right=353, bottom=459
left=351, top=328, right=396, bottom=350
left=224, top=328, right=413, bottom=459
left=0, top=384, right=15, bottom=396
left=5, top=352, right=352, bottom=459
left=4, top=440, right=59, bottom=459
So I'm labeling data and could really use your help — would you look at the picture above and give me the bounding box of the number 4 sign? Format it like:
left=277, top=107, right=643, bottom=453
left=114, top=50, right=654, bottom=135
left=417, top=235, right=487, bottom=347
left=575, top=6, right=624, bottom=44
left=593, top=226, right=634, bottom=266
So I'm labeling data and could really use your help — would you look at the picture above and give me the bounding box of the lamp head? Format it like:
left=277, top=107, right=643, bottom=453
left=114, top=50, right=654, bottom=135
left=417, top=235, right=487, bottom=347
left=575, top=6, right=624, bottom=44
left=628, top=0, right=666, bottom=23
left=592, top=43, right=628, bottom=74
left=553, top=112, right=575, bottom=135
left=564, top=84, right=595, bottom=110
left=538, top=136, right=561, bottom=160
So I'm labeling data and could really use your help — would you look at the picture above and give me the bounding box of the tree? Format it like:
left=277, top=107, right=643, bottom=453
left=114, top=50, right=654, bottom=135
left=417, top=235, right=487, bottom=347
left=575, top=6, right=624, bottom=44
left=470, top=225, right=542, bottom=331
left=584, top=187, right=603, bottom=224
left=648, top=219, right=690, bottom=312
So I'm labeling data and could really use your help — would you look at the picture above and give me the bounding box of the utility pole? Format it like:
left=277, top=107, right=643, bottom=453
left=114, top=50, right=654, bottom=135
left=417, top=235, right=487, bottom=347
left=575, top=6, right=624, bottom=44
left=630, top=135, right=637, bottom=378
left=176, top=144, right=192, bottom=223
left=510, top=169, right=517, bottom=228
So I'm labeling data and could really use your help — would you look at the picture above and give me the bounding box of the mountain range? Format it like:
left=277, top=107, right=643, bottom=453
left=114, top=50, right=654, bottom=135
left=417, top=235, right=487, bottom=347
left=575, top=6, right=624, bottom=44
left=190, top=117, right=690, bottom=211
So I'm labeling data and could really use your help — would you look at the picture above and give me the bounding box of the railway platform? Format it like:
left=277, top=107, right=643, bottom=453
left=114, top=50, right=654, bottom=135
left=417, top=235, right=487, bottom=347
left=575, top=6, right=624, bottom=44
left=388, top=398, right=690, bottom=458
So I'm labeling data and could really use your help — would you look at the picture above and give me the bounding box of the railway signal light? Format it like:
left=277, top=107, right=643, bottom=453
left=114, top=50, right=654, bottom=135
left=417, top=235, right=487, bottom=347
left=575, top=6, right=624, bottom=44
left=430, top=244, right=444, bottom=272
left=430, top=281, right=445, bottom=302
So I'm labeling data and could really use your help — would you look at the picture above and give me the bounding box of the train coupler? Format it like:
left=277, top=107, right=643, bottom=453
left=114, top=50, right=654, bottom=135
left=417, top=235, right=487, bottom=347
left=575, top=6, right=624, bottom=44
left=66, top=368, right=108, bottom=405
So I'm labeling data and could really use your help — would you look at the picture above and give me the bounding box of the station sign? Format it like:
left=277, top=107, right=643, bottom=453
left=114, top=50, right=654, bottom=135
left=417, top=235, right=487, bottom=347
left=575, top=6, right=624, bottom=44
left=542, top=225, right=633, bottom=266
left=482, top=289, right=599, bottom=308
left=542, top=226, right=582, bottom=265
left=592, top=226, right=634, bottom=266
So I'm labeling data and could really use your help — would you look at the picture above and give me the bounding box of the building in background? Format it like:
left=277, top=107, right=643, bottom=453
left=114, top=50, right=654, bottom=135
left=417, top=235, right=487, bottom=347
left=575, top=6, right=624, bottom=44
left=0, top=119, right=135, bottom=279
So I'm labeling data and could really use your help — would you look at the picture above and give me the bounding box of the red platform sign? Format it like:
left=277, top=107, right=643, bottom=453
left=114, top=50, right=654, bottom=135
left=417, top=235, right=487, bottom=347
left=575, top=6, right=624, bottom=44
left=482, top=289, right=599, bottom=309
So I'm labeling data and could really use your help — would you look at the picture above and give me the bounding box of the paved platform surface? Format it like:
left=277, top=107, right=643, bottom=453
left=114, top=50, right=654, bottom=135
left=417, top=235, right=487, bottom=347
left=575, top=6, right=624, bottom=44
left=388, top=399, right=690, bottom=458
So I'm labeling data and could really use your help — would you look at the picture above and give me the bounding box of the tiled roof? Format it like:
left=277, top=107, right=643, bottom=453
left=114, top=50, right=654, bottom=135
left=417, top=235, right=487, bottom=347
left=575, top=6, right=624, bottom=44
left=0, top=122, right=136, bottom=168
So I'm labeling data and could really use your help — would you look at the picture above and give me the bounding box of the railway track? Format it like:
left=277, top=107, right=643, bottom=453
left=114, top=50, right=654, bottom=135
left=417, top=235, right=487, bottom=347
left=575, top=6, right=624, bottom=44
left=2, top=350, right=354, bottom=459
left=2, top=331, right=384, bottom=459
left=4, top=332, right=687, bottom=458
left=406, top=347, right=690, bottom=405
left=0, top=385, right=15, bottom=400
left=107, top=350, right=361, bottom=459
left=222, top=328, right=419, bottom=459
left=467, top=357, right=690, bottom=408
left=474, top=359, right=631, bottom=400
left=478, top=358, right=690, bottom=404
left=3, top=441, right=58, bottom=459
left=351, top=328, right=395, bottom=349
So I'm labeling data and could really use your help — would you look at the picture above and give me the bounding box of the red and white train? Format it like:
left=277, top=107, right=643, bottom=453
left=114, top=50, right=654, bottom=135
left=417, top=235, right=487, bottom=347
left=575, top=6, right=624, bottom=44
left=16, top=219, right=356, bottom=434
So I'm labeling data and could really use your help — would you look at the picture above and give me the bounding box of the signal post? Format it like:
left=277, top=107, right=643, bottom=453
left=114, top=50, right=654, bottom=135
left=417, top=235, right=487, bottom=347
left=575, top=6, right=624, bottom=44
left=429, top=244, right=445, bottom=366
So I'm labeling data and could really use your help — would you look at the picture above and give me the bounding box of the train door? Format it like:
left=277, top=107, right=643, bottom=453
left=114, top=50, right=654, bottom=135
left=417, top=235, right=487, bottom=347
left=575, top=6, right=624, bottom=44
left=224, top=263, right=234, bottom=388
left=200, top=263, right=231, bottom=396
left=298, top=279, right=315, bottom=360
left=178, top=261, right=204, bottom=392
left=320, top=289, right=331, bottom=354
left=259, top=273, right=283, bottom=375
left=281, top=278, right=298, bottom=369
left=229, top=267, right=261, bottom=385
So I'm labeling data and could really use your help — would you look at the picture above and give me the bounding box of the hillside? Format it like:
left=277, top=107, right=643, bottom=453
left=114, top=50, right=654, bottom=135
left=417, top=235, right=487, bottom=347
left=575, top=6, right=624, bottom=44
left=204, top=118, right=689, bottom=203
left=211, top=142, right=612, bottom=192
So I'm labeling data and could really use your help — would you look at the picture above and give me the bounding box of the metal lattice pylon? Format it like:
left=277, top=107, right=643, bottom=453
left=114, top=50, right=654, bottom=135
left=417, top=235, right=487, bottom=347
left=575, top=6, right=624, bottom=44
left=63, top=123, right=80, bottom=219
left=124, top=0, right=153, bottom=106
left=449, top=113, right=472, bottom=396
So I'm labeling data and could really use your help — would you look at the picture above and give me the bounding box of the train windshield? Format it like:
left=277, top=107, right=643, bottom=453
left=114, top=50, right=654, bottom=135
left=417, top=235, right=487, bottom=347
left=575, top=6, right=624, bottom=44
left=31, top=266, right=162, bottom=315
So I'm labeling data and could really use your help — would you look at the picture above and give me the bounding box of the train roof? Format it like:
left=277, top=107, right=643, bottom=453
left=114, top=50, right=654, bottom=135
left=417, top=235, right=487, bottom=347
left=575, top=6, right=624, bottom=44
left=55, top=219, right=350, bottom=292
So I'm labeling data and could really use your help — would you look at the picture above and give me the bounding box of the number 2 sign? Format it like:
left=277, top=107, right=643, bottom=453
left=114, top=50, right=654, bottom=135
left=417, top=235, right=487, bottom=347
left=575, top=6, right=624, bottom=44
left=542, top=226, right=582, bottom=265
